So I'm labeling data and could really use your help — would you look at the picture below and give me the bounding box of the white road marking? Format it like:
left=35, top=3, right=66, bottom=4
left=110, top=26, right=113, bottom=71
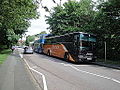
left=19, top=54, right=23, bottom=58
left=74, top=65, right=91, bottom=67
left=29, top=67, right=48, bottom=90
left=60, top=63, right=72, bottom=66
left=19, top=54, right=48, bottom=90
left=32, top=66, right=37, bottom=69
left=60, top=63, right=120, bottom=84
left=113, top=70, right=120, bottom=72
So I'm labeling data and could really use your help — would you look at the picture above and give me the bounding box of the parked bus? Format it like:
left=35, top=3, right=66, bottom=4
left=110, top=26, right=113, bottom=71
left=43, top=32, right=96, bottom=63
left=33, top=34, right=48, bottom=53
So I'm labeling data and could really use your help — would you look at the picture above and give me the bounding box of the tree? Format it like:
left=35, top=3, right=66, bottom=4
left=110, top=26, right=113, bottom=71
left=46, top=0, right=95, bottom=35
left=25, top=35, right=35, bottom=46
left=0, top=0, right=39, bottom=49
left=91, top=0, right=120, bottom=60
left=39, top=31, right=47, bottom=34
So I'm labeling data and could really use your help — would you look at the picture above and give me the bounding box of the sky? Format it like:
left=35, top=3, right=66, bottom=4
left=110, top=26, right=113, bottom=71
left=26, top=0, right=97, bottom=36
left=26, top=0, right=63, bottom=35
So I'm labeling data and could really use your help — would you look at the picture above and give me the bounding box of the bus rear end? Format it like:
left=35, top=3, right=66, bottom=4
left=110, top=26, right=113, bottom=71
left=77, top=33, right=97, bottom=62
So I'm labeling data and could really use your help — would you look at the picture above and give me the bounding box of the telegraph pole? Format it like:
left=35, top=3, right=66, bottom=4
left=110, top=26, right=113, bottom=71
left=105, top=41, right=106, bottom=62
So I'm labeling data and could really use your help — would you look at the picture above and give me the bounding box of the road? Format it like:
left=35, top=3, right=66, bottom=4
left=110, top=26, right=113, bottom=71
left=23, top=53, right=120, bottom=90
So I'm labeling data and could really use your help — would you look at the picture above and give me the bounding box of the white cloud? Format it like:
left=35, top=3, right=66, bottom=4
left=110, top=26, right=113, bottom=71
left=26, top=0, right=68, bottom=35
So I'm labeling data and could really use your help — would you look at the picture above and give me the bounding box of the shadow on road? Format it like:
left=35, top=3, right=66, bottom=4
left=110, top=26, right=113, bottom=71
left=35, top=53, right=97, bottom=66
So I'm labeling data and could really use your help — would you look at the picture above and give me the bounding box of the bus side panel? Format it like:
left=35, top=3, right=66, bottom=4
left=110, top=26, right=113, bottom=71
left=60, top=44, right=75, bottom=62
left=62, top=42, right=79, bottom=62
left=43, top=44, right=52, bottom=54
left=43, top=44, right=75, bottom=62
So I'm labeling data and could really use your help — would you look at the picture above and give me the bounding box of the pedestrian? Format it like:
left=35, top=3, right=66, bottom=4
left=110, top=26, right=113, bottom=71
left=24, top=46, right=28, bottom=53
left=11, top=46, right=15, bottom=52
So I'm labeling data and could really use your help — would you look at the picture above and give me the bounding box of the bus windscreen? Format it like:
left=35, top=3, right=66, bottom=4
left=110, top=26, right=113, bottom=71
left=80, top=34, right=96, bottom=42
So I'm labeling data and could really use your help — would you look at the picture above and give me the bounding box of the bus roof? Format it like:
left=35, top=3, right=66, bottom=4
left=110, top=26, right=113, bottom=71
left=45, top=32, right=96, bottom=39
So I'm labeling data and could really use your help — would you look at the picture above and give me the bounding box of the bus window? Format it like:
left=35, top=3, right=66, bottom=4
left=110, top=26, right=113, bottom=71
left=51, top=38, right=57, bottom=43
left=79, top=34, right=96, bottom=51
left=89, top=35, right=96, bottom=42
left=80, top=34, right=89, bottom=41
left=74, top=35, right=79, bottom=45
left=45, top=38, right=51, bottom=44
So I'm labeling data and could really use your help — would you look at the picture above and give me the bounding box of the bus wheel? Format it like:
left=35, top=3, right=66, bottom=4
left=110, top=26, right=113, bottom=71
left=47, top=50, right=51, bottom=56
left=64, top=52, right=69, bottom=61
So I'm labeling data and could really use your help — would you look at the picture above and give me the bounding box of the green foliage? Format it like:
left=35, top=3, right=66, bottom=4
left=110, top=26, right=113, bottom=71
left=0, top=49, right=11, bottom=64
left=46, top=0, right=95, bottom=35
left=92, top=0, right=120, bottom=60
left=0, top=0, right=39, bottom=49
left=25, top=35, right=35, bottom=46
left=39, top=31, right=47, bottom=34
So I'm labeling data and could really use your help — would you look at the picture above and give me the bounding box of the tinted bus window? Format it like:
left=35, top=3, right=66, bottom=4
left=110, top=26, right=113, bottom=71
left=89, top=35, right=96, bottom=42
left=80, top=34, right=89, bottom=41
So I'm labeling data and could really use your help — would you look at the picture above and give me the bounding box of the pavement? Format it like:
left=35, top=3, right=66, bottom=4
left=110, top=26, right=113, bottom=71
left=0, top=53, right=40, bottom=90
left=92, top=61, right=120, bottom=70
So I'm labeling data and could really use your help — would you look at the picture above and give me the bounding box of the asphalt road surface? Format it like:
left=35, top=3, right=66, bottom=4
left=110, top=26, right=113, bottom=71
left=23, top=53, right=120, bottom=90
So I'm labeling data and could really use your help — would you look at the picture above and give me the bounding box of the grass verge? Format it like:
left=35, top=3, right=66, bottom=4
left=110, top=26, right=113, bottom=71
left=0, top=49, right=11, bottom=64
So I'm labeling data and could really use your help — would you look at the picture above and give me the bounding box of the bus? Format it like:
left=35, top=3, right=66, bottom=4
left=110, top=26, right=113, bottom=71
left=33, top=34, right=48, bottom=53
left=43, top=32, right=97, bottom=63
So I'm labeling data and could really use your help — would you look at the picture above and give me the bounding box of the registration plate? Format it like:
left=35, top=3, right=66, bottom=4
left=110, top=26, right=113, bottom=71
left=87, top=58, right=92, bottom=60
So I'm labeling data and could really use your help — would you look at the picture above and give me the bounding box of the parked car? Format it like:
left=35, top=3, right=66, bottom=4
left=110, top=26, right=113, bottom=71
left=23, top=47, right=33, bottom=54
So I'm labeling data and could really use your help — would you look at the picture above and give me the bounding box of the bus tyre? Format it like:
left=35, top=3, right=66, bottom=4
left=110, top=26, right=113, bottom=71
left=47, top=50, right=51, bottom=56
left=64, top=52, right=69, bottom=61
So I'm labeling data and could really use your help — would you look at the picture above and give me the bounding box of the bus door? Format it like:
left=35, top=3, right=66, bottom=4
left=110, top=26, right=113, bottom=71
left=73, top=34, right=79, bottom=54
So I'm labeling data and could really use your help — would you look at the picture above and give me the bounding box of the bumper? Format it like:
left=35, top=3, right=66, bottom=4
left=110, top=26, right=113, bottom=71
left=78, top=56, right=96, bottom=62
left=24, top=51, right=33, bottom=54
